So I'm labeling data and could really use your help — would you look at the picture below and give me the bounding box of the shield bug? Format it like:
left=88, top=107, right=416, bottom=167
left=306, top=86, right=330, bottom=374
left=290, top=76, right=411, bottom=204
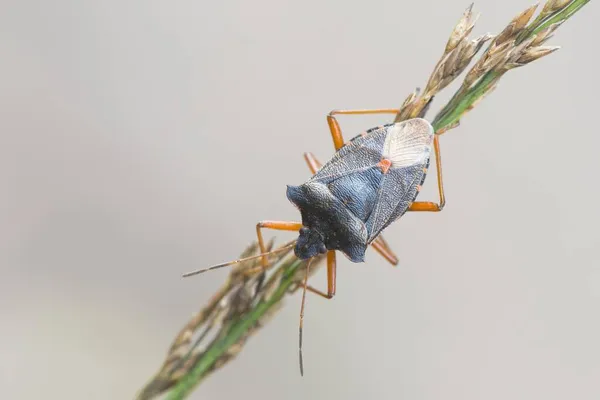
left=184, top=108, right=446, bottom=374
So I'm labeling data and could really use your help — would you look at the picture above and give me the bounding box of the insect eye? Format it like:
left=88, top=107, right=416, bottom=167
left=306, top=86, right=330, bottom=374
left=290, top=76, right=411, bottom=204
left=318, top=244, right=327, bottom=254
left=299, top=227, right=309, bottom=235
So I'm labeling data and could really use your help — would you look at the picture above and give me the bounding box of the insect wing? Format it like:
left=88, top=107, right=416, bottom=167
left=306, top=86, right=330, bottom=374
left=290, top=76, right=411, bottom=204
left=365, top=119, right=434, bottom=241
left=365, top=164, right=424, bottom=241
left=309, top=127, right=388, bottom=184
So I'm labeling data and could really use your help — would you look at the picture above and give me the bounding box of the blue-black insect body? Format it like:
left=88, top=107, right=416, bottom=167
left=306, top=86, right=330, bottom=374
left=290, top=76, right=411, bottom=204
left=287, top=118, right=433, bottom=262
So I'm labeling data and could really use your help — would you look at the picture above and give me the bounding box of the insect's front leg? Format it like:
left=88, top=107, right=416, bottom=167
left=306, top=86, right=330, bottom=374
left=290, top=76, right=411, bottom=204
left=255, top=221, right=302, bottom=269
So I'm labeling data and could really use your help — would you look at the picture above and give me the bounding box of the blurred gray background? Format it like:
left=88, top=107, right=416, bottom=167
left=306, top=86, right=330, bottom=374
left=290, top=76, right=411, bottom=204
left=1, top=1, right=598, bottom=399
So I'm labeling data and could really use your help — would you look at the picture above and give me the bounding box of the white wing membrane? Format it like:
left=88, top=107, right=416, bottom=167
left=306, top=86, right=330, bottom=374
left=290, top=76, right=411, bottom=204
left=382, top=118, right=434, bottom=169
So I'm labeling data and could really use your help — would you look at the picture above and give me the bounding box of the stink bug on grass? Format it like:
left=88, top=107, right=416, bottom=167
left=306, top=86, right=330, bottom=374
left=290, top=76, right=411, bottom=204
left=184, top=108, right=446, bottom=375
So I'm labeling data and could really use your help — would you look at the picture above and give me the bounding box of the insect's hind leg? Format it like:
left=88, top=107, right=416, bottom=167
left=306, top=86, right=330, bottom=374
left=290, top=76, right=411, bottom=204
left=303, top=152, right=399, bottom=266
left=409, top=135, right=446, bottom=212
left=327, top=109, right=400, bottom=150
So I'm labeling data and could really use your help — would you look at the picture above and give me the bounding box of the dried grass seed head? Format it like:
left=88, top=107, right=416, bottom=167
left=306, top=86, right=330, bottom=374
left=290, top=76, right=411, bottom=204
left=531, top=21, right=563, bottom=45
left=540, top=0, right=573, bottom=19
left=493, top=3, right=539, bottom=46
left=513, top=3, right=540, bottom=31
left=445, top=3, right=478, bottom=53
left=517, top=45, right=561, bottom=64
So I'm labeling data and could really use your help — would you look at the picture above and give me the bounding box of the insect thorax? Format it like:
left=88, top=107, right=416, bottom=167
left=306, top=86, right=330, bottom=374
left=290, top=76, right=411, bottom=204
left=286, top=182, right=369, bottom=262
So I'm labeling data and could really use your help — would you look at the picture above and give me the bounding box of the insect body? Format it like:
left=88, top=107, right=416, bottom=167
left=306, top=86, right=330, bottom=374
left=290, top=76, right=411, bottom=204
left=183, top=108, right=447, bottom=375
left=287, top=118, right=433, bottom=263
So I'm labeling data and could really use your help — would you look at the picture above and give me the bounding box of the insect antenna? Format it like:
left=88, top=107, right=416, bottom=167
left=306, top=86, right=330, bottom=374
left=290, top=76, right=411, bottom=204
left=182, top=241, right=297, bottom=278
left=298, top=256, right=314, bottom=377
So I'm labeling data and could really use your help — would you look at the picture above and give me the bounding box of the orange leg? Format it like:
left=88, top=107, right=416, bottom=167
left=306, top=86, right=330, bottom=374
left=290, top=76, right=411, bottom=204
left=370, top=234, right=398, bottom=266
left=291, top=250, right=337, bottom=299
left=326, top=250, right=336, bottom=298
left=408, top=135, right=446, bottom=212
left=327, top=109, right=400, bottom=150
left=254, top=220, right=337, bottom=298
left=303, top=151, right=322, bottom=175
left=303, top=151, right=399, bottom=266
left=255, top=220, right=302, bottom=269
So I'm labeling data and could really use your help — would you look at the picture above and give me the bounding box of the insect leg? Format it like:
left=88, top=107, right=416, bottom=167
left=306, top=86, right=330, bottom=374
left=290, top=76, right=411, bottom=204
left=327, top=109, right=400, bottom=150
left=254, top=221, right=339, bottom=297
left=370, top=234, right=399, bottom=266
left=303, top=152, right=322, bottom=174
left=254, top=221, right=302, bottom=271
left=325, top=250, right=336, bottom=298
left=290, top=250, right=337, bottom=299
left=409, top=135, right=446, bottom=212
